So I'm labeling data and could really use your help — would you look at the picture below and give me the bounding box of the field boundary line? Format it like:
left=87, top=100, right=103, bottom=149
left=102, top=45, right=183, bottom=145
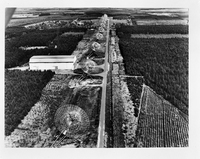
left=131, top=34, right=188, bottom=39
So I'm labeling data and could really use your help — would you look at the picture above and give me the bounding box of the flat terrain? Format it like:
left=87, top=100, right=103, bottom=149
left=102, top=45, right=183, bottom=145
left=137, top=85, right=188, bottom=147
left=5, top=70, right=54, bottom=136
left=8, top=8, right=188, bottom=27
left=5, top=8, right=189, bottom=148
left=118, top=37, right=188, bottom=114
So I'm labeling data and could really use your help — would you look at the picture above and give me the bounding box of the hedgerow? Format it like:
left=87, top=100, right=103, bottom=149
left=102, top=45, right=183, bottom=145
left=126, top=77, right=144, bottom=111
left=116, top=25, right=188, bottom=35
left=5, top=70, right=55, bottom=136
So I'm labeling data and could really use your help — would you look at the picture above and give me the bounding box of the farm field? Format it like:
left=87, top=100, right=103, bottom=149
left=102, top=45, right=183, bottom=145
left=8, top=8, right=129, bottom=27
left=9, top=8, right=188, bottom=27
left=136, top=85, right=188, bottom=147
left=8, top=16, right=61, bottom=27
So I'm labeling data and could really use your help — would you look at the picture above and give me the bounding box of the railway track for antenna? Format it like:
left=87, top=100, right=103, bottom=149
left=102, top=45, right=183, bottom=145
left=5, top=16, right=113, bottom=148
left=97, top=17, right=110, bottom=148
left=55, top=17, right=112, bottom=147
left=56, top=18, right=111, bottom=147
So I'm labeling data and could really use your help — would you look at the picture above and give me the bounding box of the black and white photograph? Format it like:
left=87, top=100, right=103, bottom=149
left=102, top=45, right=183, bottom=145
left=2, top=0, right=200, bottom=158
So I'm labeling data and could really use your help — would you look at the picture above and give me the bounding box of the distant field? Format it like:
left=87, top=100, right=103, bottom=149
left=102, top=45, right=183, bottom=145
left=8, top=15, right=100, bottom=27
left=136, top=20, right=188, bottom=25
left=136, top=86, right=188, bottom=147
left=116, top=25, right=188, bottom=35
left=139, top=8, right=188, bottom=16
left=14, top=8, right=87, bottom=14
left=8, top=16, right=74, bottom=27
left=8, top=8, right=188, bottom=27
left=131, top=34, right=188, bottom=38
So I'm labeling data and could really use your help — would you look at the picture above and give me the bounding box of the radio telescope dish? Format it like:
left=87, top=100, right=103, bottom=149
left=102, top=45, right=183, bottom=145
left=82, top=59, right=97, bottom=74
left=96, top=33, right=104, bottom=40
left=92, top=42, right=101, bottom=51
left=54, top=104, right=90, bottom=136
left=98, top=27, right=105, bottom=33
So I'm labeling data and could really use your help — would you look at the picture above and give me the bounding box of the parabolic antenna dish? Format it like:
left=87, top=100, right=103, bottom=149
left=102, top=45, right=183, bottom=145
left=82, top=59, right=97, bottom=73
left=96, top=33, right=104, bottom=40
left=54, top=104, right=90, bottom=136
left=92, top=42, right=101, bottom=51
left=98, top=26, right=105, bottom=33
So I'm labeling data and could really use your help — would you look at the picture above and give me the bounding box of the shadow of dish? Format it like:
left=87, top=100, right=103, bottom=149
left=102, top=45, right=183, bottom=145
left=74, top=67, right=104, bottom=75
left=92, top=58, right=105, bottom=65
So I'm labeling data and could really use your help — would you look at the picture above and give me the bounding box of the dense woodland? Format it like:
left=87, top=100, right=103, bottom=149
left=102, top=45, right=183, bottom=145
left=5, top=70, right=54, bottom=136
left=116, top=25, right=188, bottom=35
left=5, top=26, right=87, bottom=38
left=126, top=77, right=144, bottom=117
left=4, top=26, right=87, bottom=135
left=117, top=29, right=188, bottom=114
left=5, top=27, right=86, bottom=68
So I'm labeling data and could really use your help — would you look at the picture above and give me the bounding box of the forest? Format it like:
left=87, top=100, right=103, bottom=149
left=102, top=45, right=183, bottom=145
left=4, top=26, right=87, bottom=136
left=5, top=70, right=54, bottom=136
left=5, top=27, right=86, bottom=68
left=116, top=25, right=188, bottom=35
left=118, top=37, right=188, bottom=115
